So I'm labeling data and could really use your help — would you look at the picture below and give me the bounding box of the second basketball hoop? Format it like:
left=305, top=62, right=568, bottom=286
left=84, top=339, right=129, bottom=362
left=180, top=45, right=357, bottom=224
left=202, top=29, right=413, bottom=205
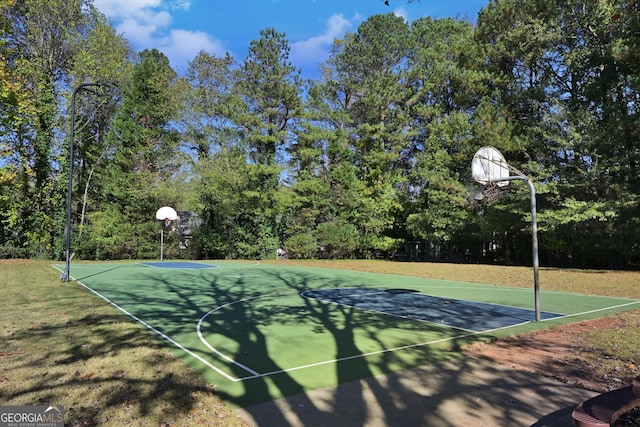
left=156, top=206, right=178, bottom=223
left=155, top=206, right=178, bottom=261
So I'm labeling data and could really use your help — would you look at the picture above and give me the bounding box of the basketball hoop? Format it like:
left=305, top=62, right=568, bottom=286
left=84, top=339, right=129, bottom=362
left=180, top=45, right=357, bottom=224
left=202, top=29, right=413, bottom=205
left=471, top=146, right=541, bottom=322
left=156, top=206, right=178, bottom=222
left=155, top=206, right=178, bottom=262
left=480, top=183, right=506, bottom=203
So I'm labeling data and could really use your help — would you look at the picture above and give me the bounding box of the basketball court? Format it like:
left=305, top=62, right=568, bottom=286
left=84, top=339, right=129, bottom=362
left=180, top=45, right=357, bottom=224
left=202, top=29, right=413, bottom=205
left=53, top=261, right=640, bottom=408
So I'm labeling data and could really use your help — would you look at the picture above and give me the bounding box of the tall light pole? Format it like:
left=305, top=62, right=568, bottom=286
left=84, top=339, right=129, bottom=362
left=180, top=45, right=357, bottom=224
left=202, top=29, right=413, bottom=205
left=61, top=82, right=113, bottom=282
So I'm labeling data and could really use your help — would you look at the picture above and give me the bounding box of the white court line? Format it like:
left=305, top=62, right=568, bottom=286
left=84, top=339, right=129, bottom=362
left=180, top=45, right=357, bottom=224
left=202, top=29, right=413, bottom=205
left=537, top=300, right=640, bottom=322
left=196, top=297, right=265, bottom=379
left=211, top=262, right=262, bottom=269
left=52, top=265, right=242, bottom=382
left=254, top=321, right=533, bottom=378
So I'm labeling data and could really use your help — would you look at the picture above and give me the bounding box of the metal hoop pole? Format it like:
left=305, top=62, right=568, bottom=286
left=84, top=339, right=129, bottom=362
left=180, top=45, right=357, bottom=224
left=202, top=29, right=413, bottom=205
left=62, top=82, right=115, bottom=282
left=63, top=84, right=98, bottom=281
left=489, top=175, right=540, bottom=321
left=528, top=178, right=541, bottom=321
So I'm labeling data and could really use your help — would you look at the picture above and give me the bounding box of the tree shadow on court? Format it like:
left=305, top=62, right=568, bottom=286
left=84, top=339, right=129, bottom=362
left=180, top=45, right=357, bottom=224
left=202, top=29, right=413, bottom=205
left=34, top=266, right=592, bottom=426
left=75, top=268, right=329, bottom=425
left=121, top=268, right=504, bottom=425
left=114, top=268, right=385, bottom=423
left=276, top=272, right=379, bottom=426
left=229, top=269, right=462, bottom=425
left=225, top=269, right=590, bottom=427
left=175, top=271, right=331, bottom=425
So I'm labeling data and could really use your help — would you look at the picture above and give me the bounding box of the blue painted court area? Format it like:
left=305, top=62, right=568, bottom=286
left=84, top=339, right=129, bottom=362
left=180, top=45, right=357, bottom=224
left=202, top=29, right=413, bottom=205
left=302, top=288, right=564, bottom=332
left=140, top=261, right=218, bottom=269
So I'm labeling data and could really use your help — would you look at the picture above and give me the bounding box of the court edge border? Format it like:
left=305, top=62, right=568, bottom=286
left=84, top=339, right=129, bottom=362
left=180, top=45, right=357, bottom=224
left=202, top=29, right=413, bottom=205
left=52, top=265, right=640, bottom=384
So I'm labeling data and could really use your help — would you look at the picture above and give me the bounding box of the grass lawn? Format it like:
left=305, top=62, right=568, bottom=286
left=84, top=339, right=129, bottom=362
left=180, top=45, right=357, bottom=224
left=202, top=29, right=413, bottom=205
left=1, top=259, right=638, bottom=426
left=0, top=260, right=246, bottom=427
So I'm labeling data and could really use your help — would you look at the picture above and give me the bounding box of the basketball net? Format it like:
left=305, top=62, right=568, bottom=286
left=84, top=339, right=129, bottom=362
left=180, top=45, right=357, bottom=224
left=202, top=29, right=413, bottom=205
left=481, top=183, right=506, bottom=203
left=164, top=218, right=172, bottom=228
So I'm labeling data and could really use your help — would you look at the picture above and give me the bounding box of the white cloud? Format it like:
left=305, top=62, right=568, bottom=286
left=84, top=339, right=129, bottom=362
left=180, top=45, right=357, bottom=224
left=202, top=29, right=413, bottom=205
left=171, top=0, right=191, bottom=10
left=114, top=11, right=172, bottom=46
left=393, top=7, right=410, bottom=22
left=94, top=0, right=227, bottom=71
left=160, top=29, right=226, bottom=71
left=93, top=0, right=163, bottom=19
left=290, top=14, right=353, bottom=73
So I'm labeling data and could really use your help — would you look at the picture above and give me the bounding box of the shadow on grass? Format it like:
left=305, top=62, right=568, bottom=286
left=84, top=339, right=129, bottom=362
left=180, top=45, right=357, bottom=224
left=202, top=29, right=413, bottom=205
left=1, top=307, right=242, bottom=426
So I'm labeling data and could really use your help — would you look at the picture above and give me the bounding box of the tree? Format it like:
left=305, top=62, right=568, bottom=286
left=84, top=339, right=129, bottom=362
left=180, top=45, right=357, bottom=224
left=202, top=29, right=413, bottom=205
left=64, top=9, right=132, bottom=257
left=477, top=0, right=640, bottom=267
left=194, top=148, right=277, bottom=259
left=88, top=49, right=182, bottom=259
left=227, top=28, right=304, bottom=258
left=236, top=28, right=303, bottom=166
left=402, top=17, right=491, bottom=252
left=1, top=0, right=109, bottom=258
left=181, top=51, right=242, bottom=161
left=301, top=14, right=413, bottom=257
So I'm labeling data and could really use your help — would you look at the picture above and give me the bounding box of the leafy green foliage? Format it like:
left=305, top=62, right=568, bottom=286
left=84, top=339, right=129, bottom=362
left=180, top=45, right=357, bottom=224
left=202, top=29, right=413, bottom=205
left=316, top=221, right=359, bottom=259
left=283, top=232, right=317, bottom=259
left=2, top=2, right=640, bottom=268
left=79, top=49, right=182, bottom=259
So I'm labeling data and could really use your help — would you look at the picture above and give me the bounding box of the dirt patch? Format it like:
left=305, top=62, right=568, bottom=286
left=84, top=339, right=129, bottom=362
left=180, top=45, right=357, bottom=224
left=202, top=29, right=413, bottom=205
left=462, top=315, right=638, bottom=393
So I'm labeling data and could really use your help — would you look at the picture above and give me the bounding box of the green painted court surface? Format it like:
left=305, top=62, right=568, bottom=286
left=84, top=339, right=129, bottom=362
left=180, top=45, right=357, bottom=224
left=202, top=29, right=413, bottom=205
left=55, top=261, right=640, bottom=408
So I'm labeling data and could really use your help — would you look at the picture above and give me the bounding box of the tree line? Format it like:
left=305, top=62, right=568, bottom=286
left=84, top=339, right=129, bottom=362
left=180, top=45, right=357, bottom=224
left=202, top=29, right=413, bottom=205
left=1, top=0, right=639, bottom=269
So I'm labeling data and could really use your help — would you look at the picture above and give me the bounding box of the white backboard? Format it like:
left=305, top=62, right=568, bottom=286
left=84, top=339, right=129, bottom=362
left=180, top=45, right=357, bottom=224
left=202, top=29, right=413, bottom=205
left=155, top=206, right=178, bottom=221
left=472, top=146, right=510, bottom=187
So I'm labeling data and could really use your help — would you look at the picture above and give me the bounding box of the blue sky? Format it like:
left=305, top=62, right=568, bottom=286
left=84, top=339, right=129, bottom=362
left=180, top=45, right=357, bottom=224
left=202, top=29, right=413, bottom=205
left=93, top=0, right=489, bottom=78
